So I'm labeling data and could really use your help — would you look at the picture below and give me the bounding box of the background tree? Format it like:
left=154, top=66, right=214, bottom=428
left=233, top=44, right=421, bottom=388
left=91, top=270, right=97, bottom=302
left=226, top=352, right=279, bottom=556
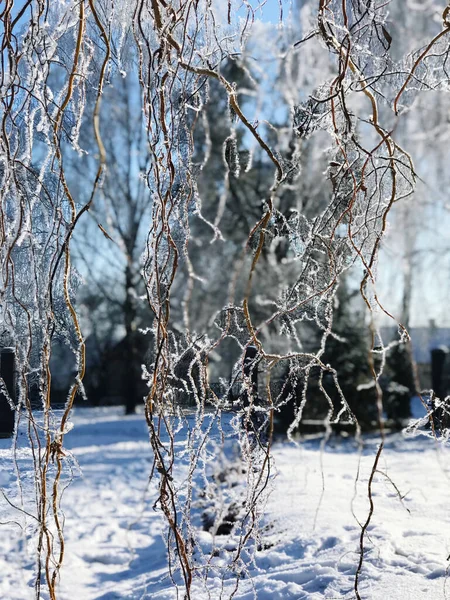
left=70, top=66, right=152, bottom=413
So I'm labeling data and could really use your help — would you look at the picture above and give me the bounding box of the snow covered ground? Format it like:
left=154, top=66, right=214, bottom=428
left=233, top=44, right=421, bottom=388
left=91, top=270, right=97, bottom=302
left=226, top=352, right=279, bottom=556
left=1, top=406, right=450, bottom=599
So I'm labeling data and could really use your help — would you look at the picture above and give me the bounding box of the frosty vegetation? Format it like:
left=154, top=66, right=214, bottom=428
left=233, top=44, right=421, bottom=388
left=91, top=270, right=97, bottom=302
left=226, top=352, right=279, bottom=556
left=2, top=1, right=450, bottom=599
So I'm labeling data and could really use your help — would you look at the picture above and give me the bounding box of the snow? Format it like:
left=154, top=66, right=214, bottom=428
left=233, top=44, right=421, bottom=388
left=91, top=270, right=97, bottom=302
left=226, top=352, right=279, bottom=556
left=1, top=407, right=450, bottom=599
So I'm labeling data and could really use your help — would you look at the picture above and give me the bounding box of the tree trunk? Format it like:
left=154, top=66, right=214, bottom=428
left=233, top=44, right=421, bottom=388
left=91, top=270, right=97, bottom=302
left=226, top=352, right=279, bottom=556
left=123, top=263, right=140, bottom=415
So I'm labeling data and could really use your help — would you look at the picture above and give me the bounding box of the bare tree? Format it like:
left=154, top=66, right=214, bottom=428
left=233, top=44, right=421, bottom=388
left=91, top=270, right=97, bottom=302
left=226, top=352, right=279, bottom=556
left=70, top=67, right=152, bottom=413
left=4, top=2, right=450, bottom=599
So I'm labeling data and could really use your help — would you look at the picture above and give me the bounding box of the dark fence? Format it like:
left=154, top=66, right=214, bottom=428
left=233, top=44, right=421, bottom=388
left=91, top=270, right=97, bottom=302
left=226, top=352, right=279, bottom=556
left=431, top=346, right=450, bottom=399
left=0, top=348, right=15, bottom=438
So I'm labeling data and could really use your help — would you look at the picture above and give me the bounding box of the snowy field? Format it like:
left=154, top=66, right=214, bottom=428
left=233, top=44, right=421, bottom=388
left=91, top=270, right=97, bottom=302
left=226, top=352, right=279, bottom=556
left=1, top=406, right=450, bottom=599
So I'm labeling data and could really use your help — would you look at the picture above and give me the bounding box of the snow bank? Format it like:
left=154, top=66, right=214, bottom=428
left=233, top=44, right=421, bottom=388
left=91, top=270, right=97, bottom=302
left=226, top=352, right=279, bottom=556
left=1, top=408, right=449, bottom=599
